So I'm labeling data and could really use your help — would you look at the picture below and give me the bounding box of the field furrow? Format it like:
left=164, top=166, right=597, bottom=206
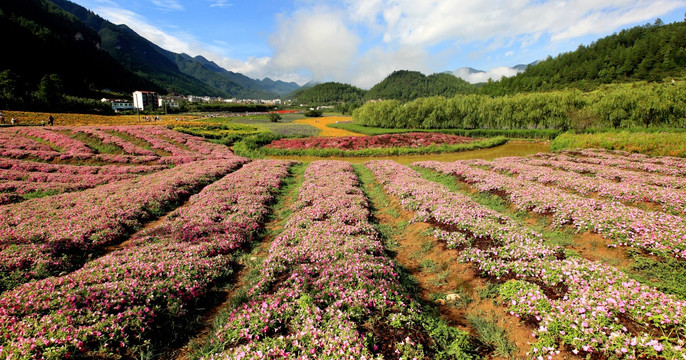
left=473, top=156, right=686, bottom=214
left=0, top=159, right=294, bottom=359
left=415, top=160, right=686, bottom=259
left=200, top=160, right=475, bottom=359
left=368, top=160, right=686, bottom=360
left=0, top=157, right=246, bottom=292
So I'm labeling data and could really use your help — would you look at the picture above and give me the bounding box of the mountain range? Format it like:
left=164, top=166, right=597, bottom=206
left=0, top=0, right=299, bottom=102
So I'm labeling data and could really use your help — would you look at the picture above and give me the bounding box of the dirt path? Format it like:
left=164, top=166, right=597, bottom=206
left=353, top=164, right=557, bottom=359
left=374, top=193, right=538, bottom=359
left=101, top=198, right=195, bottom=255
left=170, top=166, right=303, bottom=360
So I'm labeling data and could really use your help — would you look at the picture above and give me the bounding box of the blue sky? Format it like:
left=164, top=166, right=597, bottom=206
left=71, top=0, right=685, bottom=88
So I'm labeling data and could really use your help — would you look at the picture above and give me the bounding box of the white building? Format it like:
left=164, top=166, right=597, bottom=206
left=158, top=98, right=179, bottom=109
left=101, top=98, right=135, bottom=112
left=132, top=91, right=159, bottom=111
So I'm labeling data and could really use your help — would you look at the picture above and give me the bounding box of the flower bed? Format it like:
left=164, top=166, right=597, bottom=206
left=525, top=154, right=686, bottom=190
left=367, top=160, right=686, bottom=359
left=0, top=158, right=246, bottom=292
left=415, top=160, right=686, bottom=259
left=0, top=160, right=294, bottom=359
left=265, top=132, right=473, bottom=150
left=202, top=161, right=472, bottom=359
left=554, top=149, right=686, bottom=177
left=0, top=126, right=237, bottom=165
left=477, top=157, right=686, bottom=214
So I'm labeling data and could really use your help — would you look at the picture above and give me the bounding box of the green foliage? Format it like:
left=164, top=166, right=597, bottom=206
left=291, top=82, right=366, bottom=105
left=303, top=109, right=323, bottom=117
left=330, top=121, right=561, bottom=139
left=480, top=20, right=686, bottom=95
left=232, top=131, right=284, bottom=158
left=354, top=81, right=686, bottom=131
left=365, top=70, right=475, bottom=101
left=170, top=122, right=259, bottom=145
left=466, top=311, right=518, bottom=358
left=267, top=113, right=282, bottom=122
left=550, top=131, right=686, bottom=157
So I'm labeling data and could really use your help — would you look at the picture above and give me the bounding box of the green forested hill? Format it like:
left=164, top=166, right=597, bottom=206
left=0, top=0, right=160, bottom=111
left=364, top=71, right=475, bottom=101
left=290, top=82, right=366, bottom=104
left=480, top=20, right=686, bottom=95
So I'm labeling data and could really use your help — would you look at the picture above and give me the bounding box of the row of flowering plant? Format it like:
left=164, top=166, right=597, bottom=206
left=475, top=157, right=686, bottom=214
left=575, top=148, right=686, bottom=169
left=0, top=157, right=247, bottom=292
left=202, top=161, right=474, bottom=359
left=0, top=159, right=294, bottom=359
left=0, top=126, right=238, bottom=165
left=265, top=132, right=474, bottom=150
left=524, top=154, right=686, bottom=190
left=368, top=160, right=686, bottom=360
left=415, top=160, right=686, bottom=259
left=553, top=149, right=686, bottom=177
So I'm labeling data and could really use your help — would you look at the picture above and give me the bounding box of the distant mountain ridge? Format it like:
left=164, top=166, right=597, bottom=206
left=452, top=61, right=541, bottom=84
left=47, top=0, right=299, bottom=98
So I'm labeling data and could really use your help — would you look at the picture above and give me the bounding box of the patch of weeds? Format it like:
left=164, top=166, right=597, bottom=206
left=420, top=239, right=435, bottom=253
left=429, top=270, right=450, bottom=288
left=387, top=207, right=401, bottom=218
left=467, top=311, right=518, bottom=358
left=420, top=259, right=440, bottom=273
left=477, top=282, right=501, bottom=300
left=628, top=252, right=686, bottom=300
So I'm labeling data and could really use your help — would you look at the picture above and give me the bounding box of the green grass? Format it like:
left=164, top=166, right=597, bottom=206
left=467, top=311, right=518, bottom=358
left=22, top=189, right=61, bottom=200
left=329, top=122, right=561, bottom=139
left=184, top=162, right=306, bottom=360
left=551, top=131, right=686, bottom=157
left=68, top=131, right=126, bottom=154
left=259, top=136, right=508, bottom=157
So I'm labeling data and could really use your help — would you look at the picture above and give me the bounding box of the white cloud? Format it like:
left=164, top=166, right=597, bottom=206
left=209, top=0, right=233, bottom=8
left=268, top=8, right=360, bottom=81
left=343, top=0, right=686, bottom=46
left=352, top=46, right=430, bottom=89
left=453, top=66, right=522, bottom=84
left=151, top=0, right=183, bottom=11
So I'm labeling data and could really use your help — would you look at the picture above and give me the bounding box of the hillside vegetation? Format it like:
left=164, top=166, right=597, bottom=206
left=290, top=82, right=366, bottom=104
left=354, top=20, right=686, bottom=131
left=0, top=0, right=160, bottom=112
left=353, top=82, right=685, bottom=130
left=481, top=19, right=686, bottom=95
left=364, top=70, right=475, bottom=101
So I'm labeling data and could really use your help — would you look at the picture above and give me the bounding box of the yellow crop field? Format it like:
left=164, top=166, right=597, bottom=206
left=1, top=111, right=201, bottom=126
left=294, top=116, right=364, bottom=137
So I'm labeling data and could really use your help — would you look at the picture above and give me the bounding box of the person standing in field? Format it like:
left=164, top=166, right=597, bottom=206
left=48, top=115, right=54, bottom=126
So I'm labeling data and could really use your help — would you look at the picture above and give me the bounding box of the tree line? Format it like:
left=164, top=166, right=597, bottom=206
left=352, top=82, right=686, bottom=130
left=480, top=19, right=686, bottom=95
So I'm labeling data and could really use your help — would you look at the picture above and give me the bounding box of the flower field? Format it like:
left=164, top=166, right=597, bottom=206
left=265, top=132, right=474, bottom=151
left=293, top=116, right=363, bottom=137
left=2, top=120, right=686, bottom=360
left=1, top=111, right=200, bottom=126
